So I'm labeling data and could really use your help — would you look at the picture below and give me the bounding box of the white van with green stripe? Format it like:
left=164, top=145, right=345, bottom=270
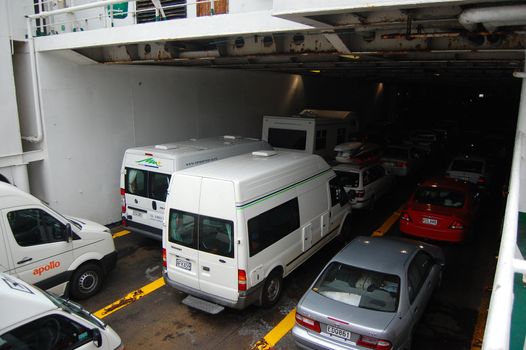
left=162, top=150, right=351, bottom=313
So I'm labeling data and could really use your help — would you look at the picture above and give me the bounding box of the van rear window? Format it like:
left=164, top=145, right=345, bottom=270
left=125, top=168, right=171, bottom=202
left=168, top=210, right=234, bottom=258
left=268, top=128, right=307, bottom=151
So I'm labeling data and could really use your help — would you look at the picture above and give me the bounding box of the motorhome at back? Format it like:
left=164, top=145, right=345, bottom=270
left=261, top=109, right=359, bottom=160
left=0, top=182, right=117, bottom=300
left=162, top=150, right=352, bottom=313
left=120, top=136, right=272, bottom=240
left=0, top=272, right=123, bottom=350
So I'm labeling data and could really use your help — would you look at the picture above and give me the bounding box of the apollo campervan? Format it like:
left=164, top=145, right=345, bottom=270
left=162, top=150, right=352, bottom=313
left=0, top=272, right=123, bottom=350
left=120, top=136, right=272, bottom=240
left=0, top=182, right=117, bottom=300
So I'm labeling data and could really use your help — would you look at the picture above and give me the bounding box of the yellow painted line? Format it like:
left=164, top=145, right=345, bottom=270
left=251, top=205, right=405, bottom=349
left=112, top=230, right=130, bottom=239
left=93, top=277, right=165, bottom=319
left=372, top=204, right=404, bottom=237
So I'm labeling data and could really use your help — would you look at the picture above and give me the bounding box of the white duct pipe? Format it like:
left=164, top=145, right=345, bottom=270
left=22, top=18, right=43, bottom=143
left=459, top=5, right=526, bottom=32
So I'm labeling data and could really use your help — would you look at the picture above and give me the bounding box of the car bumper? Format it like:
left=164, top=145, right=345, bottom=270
left=400, top=222, right=466, bottom=243
left=350, top=198, right=371, bottom=209
left=293, top=325, right=357, bottom=350
left=163, top=271, right=262, bottom=310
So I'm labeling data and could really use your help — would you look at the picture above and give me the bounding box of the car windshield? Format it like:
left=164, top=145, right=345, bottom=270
left=335, top=171, right=360, bottom=188
left=312, top=262, right=400, bottom=312
left=414, top=186, right=465, bottom=208
left=450, top=159, right=483, bottom=173
left=42, top=290, right=106, bottom=328
left=383, top=147, right=407, bottom=158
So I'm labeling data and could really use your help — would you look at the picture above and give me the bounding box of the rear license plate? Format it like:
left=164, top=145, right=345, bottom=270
left=176, top=258, right=191, bottom=271
left=132, top=210, right=143, bottom=217
left=326, top=325, right=351, bottom=340
left=422, top=217, right=438, bottom=225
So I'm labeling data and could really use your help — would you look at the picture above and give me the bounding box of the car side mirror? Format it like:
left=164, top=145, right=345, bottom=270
left=92, top=328, right=102, bottom=348
left=65, top=223, right=73, bottom=243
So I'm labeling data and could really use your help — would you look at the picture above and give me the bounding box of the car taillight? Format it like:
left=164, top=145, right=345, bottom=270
left=238, top=270, right=247, bottom=291
left=355, top=190, right=365, bottom=198
left=295, top=312, right=321, bottom=333
left=400, top=211, right=411, bottom=222
left=357, top=335, right=392, bottom=350
left=449, top=220, right=464, bottom=230
left=396, top=161, right=407, bottom=168
left=477, top=177, right=486, bottom=185
left=120, top=188, right=126, bottom=214
left=162, top=248, right=167, bottom=268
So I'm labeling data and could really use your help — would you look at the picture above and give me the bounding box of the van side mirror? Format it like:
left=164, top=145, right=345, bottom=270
left=92, top=328, right=102, bottom=348
left=65, top=223, right=73, bottom=243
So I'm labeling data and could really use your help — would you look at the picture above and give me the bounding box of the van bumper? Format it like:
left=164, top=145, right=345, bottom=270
left=163, top=271, right=262, bottom=310
left=101, top=250, right=118, bottom=274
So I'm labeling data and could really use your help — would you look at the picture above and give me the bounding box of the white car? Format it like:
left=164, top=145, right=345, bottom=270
left=446, top=155, right=491, bottom=189
left=381, top=145, right=426, bottom=177
left=333, top=162, right=394, bottom=209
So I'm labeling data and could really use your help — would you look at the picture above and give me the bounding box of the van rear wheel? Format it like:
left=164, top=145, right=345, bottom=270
left=261, top=271, right=283, bottom=308
left=70, top=263, right=103, bottom=300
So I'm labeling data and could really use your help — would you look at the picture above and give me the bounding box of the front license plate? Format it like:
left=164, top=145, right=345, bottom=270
left=176, top=258, right=191, bottom=271
left=326, top=325, right=351, bottom=340
left=422, top=217, right=437, bottom=225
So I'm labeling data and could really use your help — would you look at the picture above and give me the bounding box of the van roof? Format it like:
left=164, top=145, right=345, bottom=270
left=174, top=151, right=331, bottom=205
left=0, top=182, right=40, bottom=208
left=0, top=273, right=56, bottom=331
left=125, top=136, right=267, bottom=158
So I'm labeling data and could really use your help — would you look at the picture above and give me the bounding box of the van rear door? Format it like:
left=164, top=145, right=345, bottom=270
left=124, top=152, right=174, bottom=236
left=197, top=178, right=238, bottom=301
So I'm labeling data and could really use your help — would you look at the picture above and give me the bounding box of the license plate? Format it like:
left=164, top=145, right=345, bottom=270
left=132, top=210, right=143, bottom=217
left=422, top=217, right=437, bottom=225
left=326, top=325, right=351, bottom=340
left=176, top=259, right=191, bottom=271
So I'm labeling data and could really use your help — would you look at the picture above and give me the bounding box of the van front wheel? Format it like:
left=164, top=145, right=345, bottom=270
left=261, top=271, right=283, bottom=308
left=70, top=263, right=103, bottom=300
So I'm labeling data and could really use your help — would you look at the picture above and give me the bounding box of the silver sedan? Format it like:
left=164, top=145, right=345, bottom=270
left=293, top=236, right=444, bottom=350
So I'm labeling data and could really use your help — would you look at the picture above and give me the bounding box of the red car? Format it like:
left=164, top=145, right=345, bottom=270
left=400, top=177, right=479, bottom=243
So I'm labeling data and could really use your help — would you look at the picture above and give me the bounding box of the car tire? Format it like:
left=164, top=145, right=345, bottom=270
left=70, top=262, right=103, bottom=300
left=261, top=270, right=283, bottom=308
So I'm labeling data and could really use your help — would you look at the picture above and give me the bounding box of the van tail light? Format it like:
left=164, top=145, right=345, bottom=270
left=295, top=312, right=321, bottom=333
left=120, top=188, right=126, bottom=214
left=162, top=248, right=167, bottom=268
left=477, top=177, right=486, bottom=185
left=400, top=211, right=411, bottom=222
left=396, top=161, right=407, bottom=168
left=238, top=270, right=247, bottom=291
left=449, top=220, right=464, bottom=230
left=357, top=335, right=392, bottom=350
left=355, top=190, right=365, bottom=198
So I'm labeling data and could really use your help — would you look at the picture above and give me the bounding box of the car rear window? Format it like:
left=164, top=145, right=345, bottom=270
left=312, top=262, right=400, bottom=313
left=450, top=159, right=483, bottom=173
left=414, top=186, right=465, bottom=208
left=335, top=171, right=360, bottom=188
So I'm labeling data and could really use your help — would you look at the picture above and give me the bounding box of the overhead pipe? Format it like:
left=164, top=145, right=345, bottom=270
left=459, top=5, right=526, bottom=32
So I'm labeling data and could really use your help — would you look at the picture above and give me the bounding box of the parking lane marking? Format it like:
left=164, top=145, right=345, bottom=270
left=93, top=277, right=165, bottom=319
left=112, top=230, right=130, bottom=239
left=251, top=205, right=404, bottom=349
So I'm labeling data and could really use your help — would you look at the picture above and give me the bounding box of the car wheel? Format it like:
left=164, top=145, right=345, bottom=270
left=70, top=263, right=103, bottom=300
left=261, top=270, right=283, bottom=308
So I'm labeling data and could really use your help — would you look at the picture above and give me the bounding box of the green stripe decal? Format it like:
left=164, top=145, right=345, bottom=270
left=236, top=168, right=332, bottom=210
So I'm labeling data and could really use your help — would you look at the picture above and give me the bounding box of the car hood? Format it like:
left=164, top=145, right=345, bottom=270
left=298, top=289, right=397, bottom=335
left=66, top=216, right=109, bottom=233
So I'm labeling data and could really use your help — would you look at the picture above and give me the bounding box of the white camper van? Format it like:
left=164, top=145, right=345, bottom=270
left=0, top=272, right=123, bottom=350
left=0, top=182, right=117, bottom=300
left=120, top=136, right=272, bottom=240
left=261, top=109, right=359, bottom=159
left=162, top=150, right=352, bottom=313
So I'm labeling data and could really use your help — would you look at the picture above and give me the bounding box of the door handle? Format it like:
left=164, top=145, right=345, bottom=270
left=152, top=201, right=157, bottom=210
left=17, top=257, right=33, bottom=264
left=219, top=259, right=226, bottom=263
left=202, top=266, right=210, bottom=272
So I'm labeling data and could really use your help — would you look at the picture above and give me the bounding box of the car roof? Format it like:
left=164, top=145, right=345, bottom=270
left=331, top=236, right=422, bottom=276
left=419, top=176, right=473, bottom=191
left=0, top=182, right=40, bottom=208
left=0, top=273, right=56, bottom=331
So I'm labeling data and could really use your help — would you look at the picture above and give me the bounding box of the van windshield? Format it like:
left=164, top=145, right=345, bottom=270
left=42, top=290, right=106, bottom=328
left=168, top=209, right=234, bottom=258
